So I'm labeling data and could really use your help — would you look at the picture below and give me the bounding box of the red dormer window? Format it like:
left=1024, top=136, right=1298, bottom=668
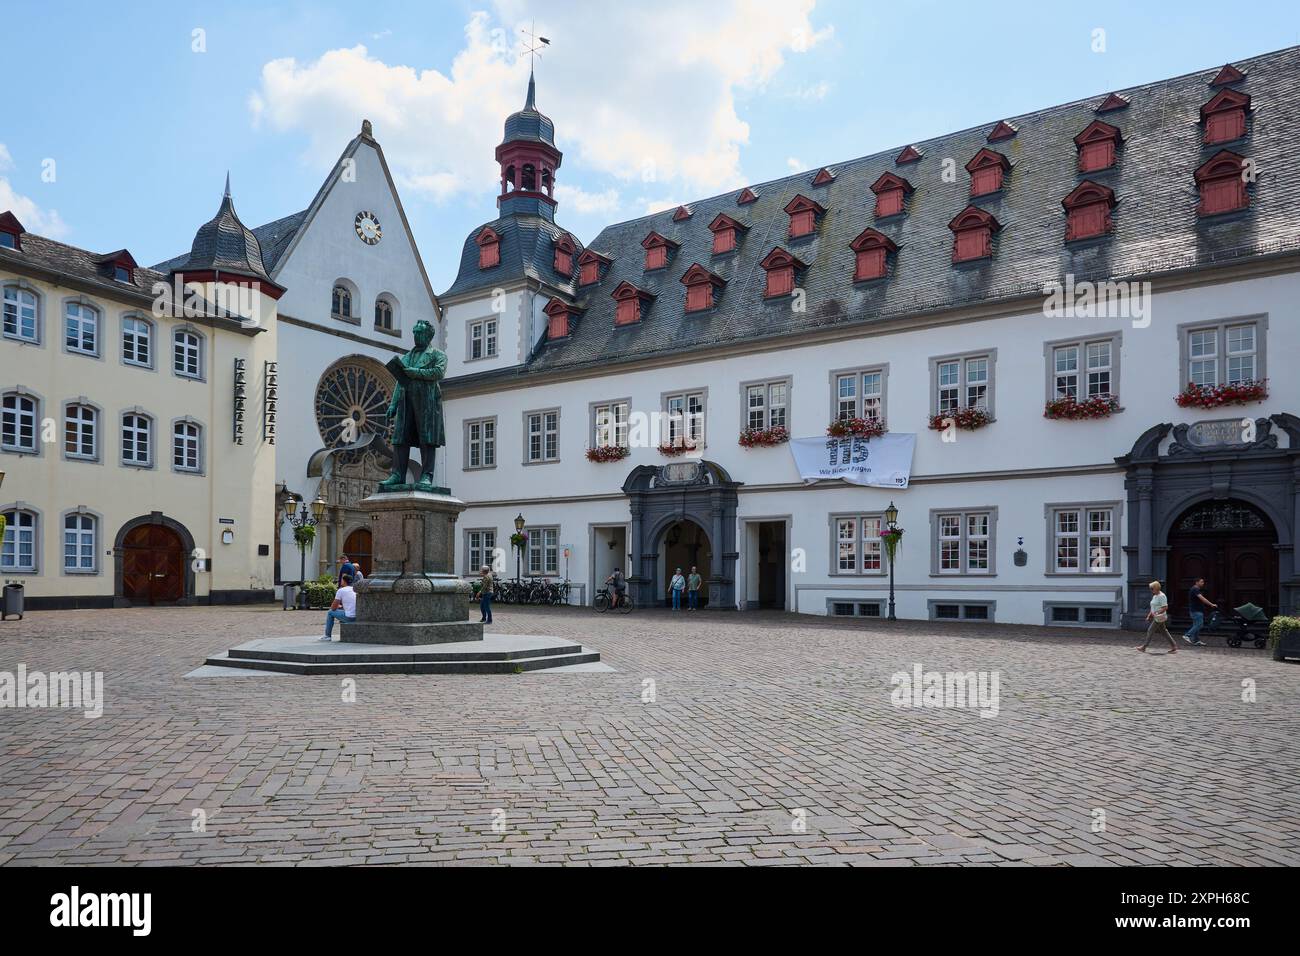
left=680, top=263, right=724, bottom=312
left=611, top=281, right=650, bottom=326
left=0, top=212, right=25, bottom=251
left=1074, top=120, right=1121, bottom=173
left=1195, top=151, right=1249, bottom=216
left=642, top=231, right=678, bottom=270
left=543, top=296, right=578, bottom=339
left=477, top=226, right=500, bottom=269
left=672, top=205, right=693, bottom=222
left=870, top=172, right=913, bottom=218
left=949, top=206, right=1000, bottom=262
left=708, top=213, right=745, bottom=255
left=987, top=120, right=1017, bottom=142
left=966, top=149, right=1010, bottom=197
left=96, top=249, right=138, bottom=284
left=759, top=247, right=806, bottom=298
left=1062, top=181, right=1116, bottom=241
left=812, top=167, right=836, bottom=186
left=737, top=187, right=758, bottom=205
left=849, top=228, right=897, bottom=282
left=784, top=195, right=825, bottom=238
left=578, top=249, right=609, bottom=286
left=1201, top=88, right=1250, bottom=145
left=895, top=145, right=922, bottom=165
left=553, top=233, right=577, bottom=277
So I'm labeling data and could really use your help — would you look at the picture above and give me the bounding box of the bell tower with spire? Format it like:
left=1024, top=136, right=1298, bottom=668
left=495, top=69, right=563, bottom=222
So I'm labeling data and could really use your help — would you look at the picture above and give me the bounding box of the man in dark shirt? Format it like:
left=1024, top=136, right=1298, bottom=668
left=1183, top=577, right=1216, bottom=646
left=605, top=568, right=626, bottom=609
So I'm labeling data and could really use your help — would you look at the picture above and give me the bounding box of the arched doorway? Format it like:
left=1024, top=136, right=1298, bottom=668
left=343, top=528, right=373, bottom=578
left=1167, top=500, right=1279, bottom=617
left=119, top=523, right=188, bottom=605
left=658, top=519, right=711, bottom=607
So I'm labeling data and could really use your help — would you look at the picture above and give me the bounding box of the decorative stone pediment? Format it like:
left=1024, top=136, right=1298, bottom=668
left=1167, top=417, right=1276, bottom=456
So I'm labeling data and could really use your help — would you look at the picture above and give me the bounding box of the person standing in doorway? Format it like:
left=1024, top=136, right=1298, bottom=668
left=687, top=566, right=702, bottom=610
left=670, top=567, right=686, bottom=611
left=478, top=564, right=494, bottom=624
left=1183, top=577, right=1216, bottom=646
left=1137, top=580, right=1178, bottom=654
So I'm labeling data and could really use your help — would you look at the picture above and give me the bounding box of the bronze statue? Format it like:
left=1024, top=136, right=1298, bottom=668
left=379, top=319, right=448, bottom=492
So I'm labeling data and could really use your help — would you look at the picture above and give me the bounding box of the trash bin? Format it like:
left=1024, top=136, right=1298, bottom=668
left=2, top=583, right=23, bottom=621
left=282, top=583, right=297, bottom=611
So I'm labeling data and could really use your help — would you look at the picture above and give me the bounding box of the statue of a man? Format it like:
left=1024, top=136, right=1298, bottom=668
left=379, top=319, right=447, bottom=492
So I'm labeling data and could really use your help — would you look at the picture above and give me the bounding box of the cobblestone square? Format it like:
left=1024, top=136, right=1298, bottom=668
left=1, top=605, right=1297, bottom=866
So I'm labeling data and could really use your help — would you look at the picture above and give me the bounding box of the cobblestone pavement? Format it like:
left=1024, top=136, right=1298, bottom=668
left=0, top=604, right=1297, bottom=866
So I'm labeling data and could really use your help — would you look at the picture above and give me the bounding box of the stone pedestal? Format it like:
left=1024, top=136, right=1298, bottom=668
left=344, top=491, right=482, bottom=645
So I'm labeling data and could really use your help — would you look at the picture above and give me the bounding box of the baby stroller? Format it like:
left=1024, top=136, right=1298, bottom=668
left=1218, top=603, right=1270, bottom=649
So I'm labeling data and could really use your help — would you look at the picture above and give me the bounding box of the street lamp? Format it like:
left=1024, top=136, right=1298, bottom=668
left=283, top=489, right=328, bottom=608
left=514, top=513, right=526, bottom=583
left=884, top=500, right=899, bottom=621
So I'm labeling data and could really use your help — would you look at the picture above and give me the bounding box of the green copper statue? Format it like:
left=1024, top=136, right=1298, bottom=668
left=379, top=319, right=448, bottom=493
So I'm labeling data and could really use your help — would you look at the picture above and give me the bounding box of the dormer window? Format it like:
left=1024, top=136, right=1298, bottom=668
left=0, top=212, right=24, bottom=251
left=672, top=205, right=693, bottom=222
left=476, top=226, right=500, bottom=269
left=680, top=264, right=724, bottom=312
left=611, top=281, right=651, bottom=326
left=895, top=145, right=922, bottom=165
left=870, top=172, right=913, bottom=218
left=987, top=121, right=1017, bottom=142
left=642, top=231, right=678, bottom=271
left=812, top=167, right=836, bottom=186
left=1201, top=89, right=1250, bottom=145
left=966, top=149, right=1010, bottom=197
left=1074, top=120, right=1121, bottom=173
left=553, top=233, right=576, bottom=277
left=1195, top=151, right=1249, bottom=216
left=949, top=206, right=1000, bottom=262
left=783, top=195, right=825, bottom=239
left=708, top=214, right=746, bottom=255
left=1062, top=181, right=1116, bottom=241
left=849, top=228, right=897, bottom=282
left=543, top=296, right=578, bottom=340
left=737, top=187, right=758, bottom=205
left=95, top=250, right=137, bottom=284
left=759, top=248, right=805, bottom=298
left=578, top=249, right=610, bottom=286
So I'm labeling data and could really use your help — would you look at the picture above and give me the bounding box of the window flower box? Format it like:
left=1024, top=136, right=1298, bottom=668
left=928, top=408, right=993, bottom=431
left=658, top=440, right=698, bottom=457
left=1174, top=379, right=1268, bottom=409
left=739, top=425, right=789, bottom=448
left=585, top=445, right=630, bottom=463
left=1044, top=394, right=1120, bottom=420
left=826, top=417, right=887, bottom=439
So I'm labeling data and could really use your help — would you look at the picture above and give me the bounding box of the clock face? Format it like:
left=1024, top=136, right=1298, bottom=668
left=354, top=211, right=382, bottom=244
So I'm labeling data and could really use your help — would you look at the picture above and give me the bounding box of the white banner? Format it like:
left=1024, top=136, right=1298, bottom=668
left=789, top=433, right=916, bottom=488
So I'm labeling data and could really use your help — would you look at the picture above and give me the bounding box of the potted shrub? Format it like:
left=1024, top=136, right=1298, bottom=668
left=1269, top=615, right=1300, bottom=663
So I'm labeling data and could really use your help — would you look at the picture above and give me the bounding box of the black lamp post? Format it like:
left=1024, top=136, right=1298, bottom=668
left=283, top=490, right=327, bottom=608
left=513, top=513, right=526, bottom=583
left=884, top=500, right=899, bottom=621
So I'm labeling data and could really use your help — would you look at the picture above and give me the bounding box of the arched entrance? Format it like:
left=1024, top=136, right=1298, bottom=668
left=344, top=528, right=373, bottom=578
left=116, top=514, right=194, bottom=606
left=659, top=519, right=711, bottom=606
left=1167, top=500, right=1279, bottom=616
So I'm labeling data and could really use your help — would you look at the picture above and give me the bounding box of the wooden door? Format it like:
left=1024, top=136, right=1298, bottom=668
left=343, top=528, right=373, bottom=578
left=1224, top=540, right=1277, bottom=612
left=121, top=524, right=186, bottom=605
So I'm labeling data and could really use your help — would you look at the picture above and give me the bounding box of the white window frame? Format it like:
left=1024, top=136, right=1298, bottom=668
left=1, top=508, right=37, bottom=572
left=1, top=391, right=39, bottom=453
left=63, top=511, right=97, bottom=574
left=64, top=300, right=99, bottom=356
left=830, top=366, right=886, bottom=422
left=64, top=403, right=98, bottom=461
left=524, top=409, right=560, bottom=464
left=122, top=315, right=153, bottom=368
left=173, top=328, right=204, bottom=380
left=831, top=513, right=885, bottom=576
left=1178, top=316, right=1267, bottom=389
left=662, top=389, right=706, bottom=448
left=464, top=416, right=497, bottom=470
left=469, top=318, right=498, bottom=361
left=172, top=419, right=203, bottom=473
left=591, top=400, right=630, bottom=449
left=741, top=378, right=790, bottom=431
left=527, top=526, right=560, bottom=576
left=466, top=528, right=497, bottom=574
left=1046, top=502, right=1121, bottom=575
left=122, top=411, right=153, bottom=468
left=2, top=284, right=40, bottom=344
left=931, top=508, right=997, bottom=576
left=929, top=350, right=996, bottom=417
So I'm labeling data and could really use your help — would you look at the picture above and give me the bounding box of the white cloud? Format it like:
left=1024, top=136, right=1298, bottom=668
left=786, top=157, right=804, bottom=171
left=554, top=184, right=621, bottom=215
left=248, top=2, right=831, bottom=207
left=790, top=80, right=831, bottom=101
left=0, top=143, right=69, bottom=239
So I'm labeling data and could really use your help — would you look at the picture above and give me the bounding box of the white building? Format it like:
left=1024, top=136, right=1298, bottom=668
left=438, top=54, right=1300, bottom=629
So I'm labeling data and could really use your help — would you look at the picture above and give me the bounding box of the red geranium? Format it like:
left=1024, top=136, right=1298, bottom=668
left=1174, top=380, right=1268, bottom=409
left=928, top=408, right=993, bottom=431
left=738, top=426, right=789, bottom=448
left=826, top=417, right=887, bottom=439
left=585, top=445, right=630, bottom=463
left=1044, top=394, right=1120, bottom=420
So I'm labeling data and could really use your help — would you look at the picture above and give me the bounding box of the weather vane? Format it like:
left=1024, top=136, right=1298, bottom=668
left=520, top=19, right=550, bottom=70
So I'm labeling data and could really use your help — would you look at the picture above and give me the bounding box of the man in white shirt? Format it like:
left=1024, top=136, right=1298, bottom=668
left=1137, top=579, right=1177, bottom=654
left=322, top=573, right=357, bottom=641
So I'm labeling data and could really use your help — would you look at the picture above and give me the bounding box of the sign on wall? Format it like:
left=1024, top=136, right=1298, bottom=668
left=233, top=358, right=247, bottom=444
left=788, top=433, right=916, bottom=488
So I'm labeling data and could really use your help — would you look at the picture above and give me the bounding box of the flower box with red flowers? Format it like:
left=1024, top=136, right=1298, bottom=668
left=585, top=445, right=630, bottom=463
left=927, top=408, right=993, bottom=431
left=738, top=425, right=789, bottom=448
left=1174, top=380, right=1268, bottom=409
left=658, top=440, right=699, bottom=457
left=1044, top=394, right=1120, bottom=420
left=826, top=417, right=887, bottom=439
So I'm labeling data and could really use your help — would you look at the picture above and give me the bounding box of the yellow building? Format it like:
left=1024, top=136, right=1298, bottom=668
left=0, top=183, right=280, bottom=608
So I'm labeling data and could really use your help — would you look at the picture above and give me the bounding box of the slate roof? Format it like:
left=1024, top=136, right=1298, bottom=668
left=443, top=208, right=584, bottom=302
left=446, top=45, right=1300, bottom=385
left=153, top=208, right=306, bottom=275
left=0, top=232, right=168, bottom=302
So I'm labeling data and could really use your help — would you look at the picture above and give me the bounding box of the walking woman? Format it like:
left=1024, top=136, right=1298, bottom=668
left=479, top=565, right=495, bottom=624
left=1137, top=580, right=1177, bottom=654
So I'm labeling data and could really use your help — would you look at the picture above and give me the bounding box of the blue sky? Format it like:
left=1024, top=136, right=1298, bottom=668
left=3, top=0, right=1297, bottom=292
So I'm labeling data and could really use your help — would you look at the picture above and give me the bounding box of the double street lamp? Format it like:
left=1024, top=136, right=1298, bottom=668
left=884, top=500, right=900, bottom=621
left=281, top=487, right=327, bottom=609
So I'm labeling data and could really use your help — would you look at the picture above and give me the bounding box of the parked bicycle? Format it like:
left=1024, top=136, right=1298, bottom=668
left=594, top=586, right=634, bottom=613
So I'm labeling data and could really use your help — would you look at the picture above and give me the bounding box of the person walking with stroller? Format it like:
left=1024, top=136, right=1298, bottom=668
left=478, top=565, right=495, bottom=624
left=670, top=568, right=686, bottom=611
left=1182, top=577, right=1216, bottom=646
left=1137, top=580, right=1178, bottom=654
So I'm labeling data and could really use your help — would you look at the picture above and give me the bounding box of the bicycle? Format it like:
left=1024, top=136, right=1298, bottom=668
left=594, top=587, right=634, bottom=613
